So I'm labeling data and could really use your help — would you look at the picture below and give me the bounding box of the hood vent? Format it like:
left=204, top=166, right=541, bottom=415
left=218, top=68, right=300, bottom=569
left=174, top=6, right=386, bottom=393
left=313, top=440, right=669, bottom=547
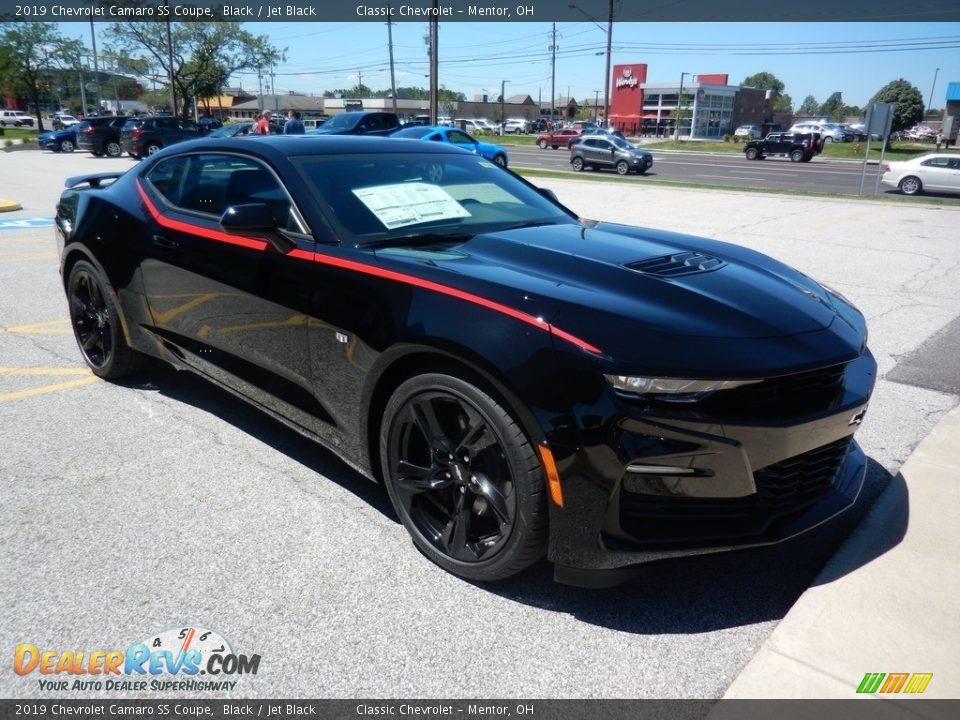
left=626, top=251, right=725, bottom=277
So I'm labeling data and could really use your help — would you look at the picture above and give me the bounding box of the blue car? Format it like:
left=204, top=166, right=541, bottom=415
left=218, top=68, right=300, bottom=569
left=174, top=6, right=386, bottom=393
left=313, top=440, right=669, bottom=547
left=38, top=127, right=79, bottom=153
left=391, top=125, right=509, bottom=167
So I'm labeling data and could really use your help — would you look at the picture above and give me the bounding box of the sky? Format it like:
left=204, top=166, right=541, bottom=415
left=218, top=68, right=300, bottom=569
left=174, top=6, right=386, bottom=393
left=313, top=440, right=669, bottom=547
left=60, top=21, right=960, bottom=110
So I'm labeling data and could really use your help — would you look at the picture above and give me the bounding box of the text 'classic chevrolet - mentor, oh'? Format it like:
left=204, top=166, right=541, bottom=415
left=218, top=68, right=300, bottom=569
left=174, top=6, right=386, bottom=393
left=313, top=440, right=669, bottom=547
left=56, top=136, right=875, bottom=587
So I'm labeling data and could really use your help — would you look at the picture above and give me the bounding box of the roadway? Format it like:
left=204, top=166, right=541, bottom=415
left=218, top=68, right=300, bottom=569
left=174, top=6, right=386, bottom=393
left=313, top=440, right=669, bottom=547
left=508, top=145, right=960, bottom=200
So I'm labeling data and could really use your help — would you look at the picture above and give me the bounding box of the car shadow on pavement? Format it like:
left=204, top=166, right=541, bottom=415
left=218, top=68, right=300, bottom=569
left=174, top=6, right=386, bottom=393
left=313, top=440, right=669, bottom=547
left=478, top=457, right=897, bottom=634
left=126, top=367, right=900, bottom=635
left=128, top=364, right=396, bottom=519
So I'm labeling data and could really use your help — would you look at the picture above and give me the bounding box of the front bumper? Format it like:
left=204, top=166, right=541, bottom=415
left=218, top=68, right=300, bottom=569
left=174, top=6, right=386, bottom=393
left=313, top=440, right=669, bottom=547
left=547, top=351, right=876, bottom=586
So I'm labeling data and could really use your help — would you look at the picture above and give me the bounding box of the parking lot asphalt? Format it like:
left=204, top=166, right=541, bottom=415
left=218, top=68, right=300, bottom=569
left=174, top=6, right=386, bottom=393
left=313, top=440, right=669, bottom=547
left=0, top=148, right=958, bottom=700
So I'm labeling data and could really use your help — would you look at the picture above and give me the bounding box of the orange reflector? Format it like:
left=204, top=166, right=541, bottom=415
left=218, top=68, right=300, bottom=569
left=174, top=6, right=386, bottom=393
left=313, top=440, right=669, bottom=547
left=538, top=442, right=564, bottom=508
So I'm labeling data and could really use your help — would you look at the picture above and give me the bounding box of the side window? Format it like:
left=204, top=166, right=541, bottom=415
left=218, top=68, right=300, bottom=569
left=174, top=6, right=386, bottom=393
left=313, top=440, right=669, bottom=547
left=146, top=156, right=192, bottom=205
left=148, top=154, right=299, bottom=232
left=428, top=133, right=444, bottom=142
left=921, top=158, right=950, bottom=168
left=447, top=130, right=475, bottom=147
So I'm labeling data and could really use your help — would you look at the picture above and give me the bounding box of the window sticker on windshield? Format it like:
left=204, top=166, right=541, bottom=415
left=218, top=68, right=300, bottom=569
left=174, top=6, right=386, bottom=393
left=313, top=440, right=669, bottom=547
left=352, top=182, right=471, bottom=230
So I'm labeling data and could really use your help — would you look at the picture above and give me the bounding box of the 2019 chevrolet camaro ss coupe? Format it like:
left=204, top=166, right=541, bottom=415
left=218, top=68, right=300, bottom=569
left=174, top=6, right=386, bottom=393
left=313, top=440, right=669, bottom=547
left=56, top=136, right=875, bottom=587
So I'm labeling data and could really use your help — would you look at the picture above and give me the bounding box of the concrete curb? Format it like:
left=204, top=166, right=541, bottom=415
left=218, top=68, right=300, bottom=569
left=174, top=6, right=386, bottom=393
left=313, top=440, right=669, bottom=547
left=721, top=403, right=960, bottom=703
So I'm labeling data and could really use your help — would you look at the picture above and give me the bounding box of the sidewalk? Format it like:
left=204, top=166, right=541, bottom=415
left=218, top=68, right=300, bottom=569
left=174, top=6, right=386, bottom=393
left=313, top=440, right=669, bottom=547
left=721, top=404, right=960, bottom=706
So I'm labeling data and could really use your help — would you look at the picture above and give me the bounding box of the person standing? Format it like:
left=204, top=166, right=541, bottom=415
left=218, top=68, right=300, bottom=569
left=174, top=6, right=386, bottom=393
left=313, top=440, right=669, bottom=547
left=935, top=131, right=944, bottom=151
left=256, top=110, right=272, bottom=135
left=284, top=110, right=305, bottom=135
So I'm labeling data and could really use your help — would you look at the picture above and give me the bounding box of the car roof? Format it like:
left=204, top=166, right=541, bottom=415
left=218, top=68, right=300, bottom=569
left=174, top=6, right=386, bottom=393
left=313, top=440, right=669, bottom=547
left=145, top=135, right=467, bottom=161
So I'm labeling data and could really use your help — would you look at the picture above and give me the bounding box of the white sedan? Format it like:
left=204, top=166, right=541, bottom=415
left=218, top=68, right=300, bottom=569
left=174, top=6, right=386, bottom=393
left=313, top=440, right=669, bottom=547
left=880, top=153, right=960, bottom=196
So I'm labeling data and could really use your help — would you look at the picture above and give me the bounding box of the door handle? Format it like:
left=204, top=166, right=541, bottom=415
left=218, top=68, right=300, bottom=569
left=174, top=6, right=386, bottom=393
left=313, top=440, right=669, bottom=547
left=152, top=235, right=179, bottom=249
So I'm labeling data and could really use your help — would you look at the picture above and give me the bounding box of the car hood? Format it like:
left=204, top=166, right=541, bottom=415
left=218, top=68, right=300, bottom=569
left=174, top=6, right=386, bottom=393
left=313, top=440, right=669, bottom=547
left=379, top=221, right=864, bottom=371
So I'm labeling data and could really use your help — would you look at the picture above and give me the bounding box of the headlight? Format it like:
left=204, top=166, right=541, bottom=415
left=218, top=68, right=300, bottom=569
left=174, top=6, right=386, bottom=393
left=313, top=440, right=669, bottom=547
left=604, top=374, right=762, bottom=400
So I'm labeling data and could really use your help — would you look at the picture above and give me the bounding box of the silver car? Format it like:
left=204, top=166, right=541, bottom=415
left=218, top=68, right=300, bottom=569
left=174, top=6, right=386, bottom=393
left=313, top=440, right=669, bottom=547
left=880, top=153, right=960, bottom=196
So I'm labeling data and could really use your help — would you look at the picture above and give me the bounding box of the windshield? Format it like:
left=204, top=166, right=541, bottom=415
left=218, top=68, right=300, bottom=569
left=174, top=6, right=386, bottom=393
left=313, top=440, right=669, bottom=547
left=323, top=114, right=360, bottom=130
left=611, top=136, right=636, bottom=150
left=293, top=152, right=577, bottom=246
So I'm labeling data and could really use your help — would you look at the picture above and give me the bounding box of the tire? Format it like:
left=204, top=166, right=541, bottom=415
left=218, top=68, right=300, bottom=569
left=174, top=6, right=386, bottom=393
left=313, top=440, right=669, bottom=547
left=899, top=176, right=922, bottom=196
left=91, top=151, right=104, bottom=157
left=492, top=154, right=507, bottom=168
left=551, top=144, right=559, bottom=150
left=66, top=260, right=144, bottom=379
left=538, top=139, right=547, bottom=149
left=145, top=143, right=161, bottom=156
left=571, top=157, right=584, bottom=172
left=745, top=147, right=759, bottom=160
left=823, top=136, right=833, bottom=143
left=380, top=373, right=548, bottom=582
left=129, top=153, right=141, bottom=160
left=616, top=160, right=629, bottom=175
left=59, top=139, right=75, bottom=153
left=105, top=141, right=122, bottom=158
left=790, top=149, right=804, bottom=163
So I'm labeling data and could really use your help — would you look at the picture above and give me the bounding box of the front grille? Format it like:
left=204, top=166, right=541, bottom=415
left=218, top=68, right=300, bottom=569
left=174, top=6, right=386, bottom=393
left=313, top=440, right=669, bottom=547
left=626, top=251, right=725, bottom=277
left=617, top=437, right=852, bottom=545
left=754, top=437, right=851, bottom=511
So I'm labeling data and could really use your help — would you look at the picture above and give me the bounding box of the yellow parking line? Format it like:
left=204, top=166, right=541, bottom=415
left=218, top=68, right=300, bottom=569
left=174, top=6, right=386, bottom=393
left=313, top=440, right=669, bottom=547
left=0, top=367, right=91, bottom=376
left=1, top=319, right=72, bottom=335
left=0, top=376, right=99, bottom=404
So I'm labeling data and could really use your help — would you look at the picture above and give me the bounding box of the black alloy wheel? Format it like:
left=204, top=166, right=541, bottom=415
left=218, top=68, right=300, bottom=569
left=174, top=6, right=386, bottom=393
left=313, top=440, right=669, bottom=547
left=67, top=261, right=143, bottom=379
left=493, top=154, right=507, bottom=168
left=380, top=374, right=547, bottom=581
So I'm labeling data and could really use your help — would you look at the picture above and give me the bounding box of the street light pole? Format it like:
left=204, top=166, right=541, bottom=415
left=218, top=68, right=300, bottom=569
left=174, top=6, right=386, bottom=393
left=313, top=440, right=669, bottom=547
left=594, top=90, right=600, bottom=121
left=674, top=71, right=690, bottom=140
left=89, top=20, right=101, bottom=114
left=500, top=80, right=508, bottom=136
left=926, top=67, right=940, bottom=116
left=603, top=0, right=612, bottom=127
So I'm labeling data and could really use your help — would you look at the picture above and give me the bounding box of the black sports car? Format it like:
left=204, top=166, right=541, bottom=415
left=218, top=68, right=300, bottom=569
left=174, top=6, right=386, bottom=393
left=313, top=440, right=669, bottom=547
left=56, top=136, right=875, bottom=587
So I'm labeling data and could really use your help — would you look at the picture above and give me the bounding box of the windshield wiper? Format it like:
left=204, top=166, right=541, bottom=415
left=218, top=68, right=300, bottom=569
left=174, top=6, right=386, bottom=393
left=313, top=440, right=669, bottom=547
left=361, top=232, right=474, bottom=249
left=497, top=220, right=565, bottom=232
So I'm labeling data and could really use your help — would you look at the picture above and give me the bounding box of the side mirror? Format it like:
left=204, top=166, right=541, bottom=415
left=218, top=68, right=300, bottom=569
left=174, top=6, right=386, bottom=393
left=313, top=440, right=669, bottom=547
left=538, top=188, right=560, bottom=204
left=219, top=204, right=295, bottom=253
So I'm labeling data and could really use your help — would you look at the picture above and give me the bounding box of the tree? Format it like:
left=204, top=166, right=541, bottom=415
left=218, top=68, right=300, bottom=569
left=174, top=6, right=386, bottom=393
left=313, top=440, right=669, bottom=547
left=742, top=71, right=789, bottom=118
left=741, top=71, right=785, bottom=96
left=818, top=92, right=844, bottom=121
left=773, top=93, right=793, bottom=113
left=104, top=22, right=283, bottom=118
left=871, top=79, right=924, bottom=134
left=0, top=24, right=85, bottom=131
left=798, top=95, right=819, bottom=115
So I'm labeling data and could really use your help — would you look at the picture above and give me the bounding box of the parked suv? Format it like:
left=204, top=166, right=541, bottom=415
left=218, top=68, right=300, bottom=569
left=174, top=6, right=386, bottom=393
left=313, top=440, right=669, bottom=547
left=743, top=132, right=822, bottom=162
left=570, top=135, right=653, bottom=175
left=308, top=111, right=400, bottom=136
left=0, top=110, right=34, bottom=127
left=120, top=116, right=204, bottom=158
left=734, top=124, right=761, bottom=139
left=76, top=116, right=129, bottom=157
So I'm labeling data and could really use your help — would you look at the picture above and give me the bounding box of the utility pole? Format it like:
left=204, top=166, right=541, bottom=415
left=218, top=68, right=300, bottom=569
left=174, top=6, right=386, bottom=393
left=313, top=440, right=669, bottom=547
left=89, top=20, right=101, bottom=113
left=78, top=68, right=88, bottom=118
left=387, top=6, right=398, bottom=113
left=549, top=23, right=557, bottom=127
left=594, top=90, right=600, bottom=121
left=164, top=2, right=176, bottom=115
left=603, top=0, right=613, bottom=126
left=926, top=67, right=940, bottom=116
left=428, top=6, right=438, bottom=124
left=271, top=66, right=278, bottom=113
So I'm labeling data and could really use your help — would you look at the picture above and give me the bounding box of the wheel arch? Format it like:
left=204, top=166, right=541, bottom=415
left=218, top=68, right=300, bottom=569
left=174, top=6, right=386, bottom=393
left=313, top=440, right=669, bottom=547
left=362, top=343, right=550, bottom=483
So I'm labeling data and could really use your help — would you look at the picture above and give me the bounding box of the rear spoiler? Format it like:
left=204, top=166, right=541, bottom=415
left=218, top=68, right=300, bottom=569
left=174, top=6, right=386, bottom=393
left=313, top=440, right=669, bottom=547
left=64, top=171, right=126, bottom=189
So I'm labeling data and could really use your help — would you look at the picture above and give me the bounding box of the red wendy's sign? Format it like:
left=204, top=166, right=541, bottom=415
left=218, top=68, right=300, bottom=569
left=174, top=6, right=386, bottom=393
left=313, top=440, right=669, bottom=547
left=609, top=64, right=647, bottom=129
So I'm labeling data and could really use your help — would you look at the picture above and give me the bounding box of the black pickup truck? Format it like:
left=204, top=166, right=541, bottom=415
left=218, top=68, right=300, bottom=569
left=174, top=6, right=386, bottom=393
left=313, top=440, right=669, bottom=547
left=743, top=132, right=823, bottom=163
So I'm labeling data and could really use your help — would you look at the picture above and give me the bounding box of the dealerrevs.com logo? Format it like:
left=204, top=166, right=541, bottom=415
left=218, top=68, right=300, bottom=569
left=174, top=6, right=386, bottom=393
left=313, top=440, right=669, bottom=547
left=14, top=626, right=260, bottom=692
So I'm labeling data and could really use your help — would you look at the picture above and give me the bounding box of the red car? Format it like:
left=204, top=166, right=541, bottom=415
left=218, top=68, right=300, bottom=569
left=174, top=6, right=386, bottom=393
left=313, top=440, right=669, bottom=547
left=536, top=127, right=582, bottom=149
